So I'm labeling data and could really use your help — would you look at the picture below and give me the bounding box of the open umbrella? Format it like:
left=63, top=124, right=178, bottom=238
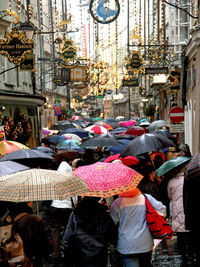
left=156, top=156, right=191, bottom=177
left=119, top=120, right=136, bottom=127
left=74, top=162, right=143, bottom=197
left=0, top=169, right=89, bottom=202
left=121, top=133, right=175, bottom=157
left=94, top=121, right=113, bottom=130
left=53, top=149, right=80, bottom=161
left=0, top=149, right=54, bottom=168
left=63, top=128, right=89, bottom=138
left=0, top=161, right=30, bottom=176
left=149, top=120, right=168, bottom=131
left=85, top=125, right=109, bottom=135
left=0, top=140, right=29, bottom=155
left=72, top=116, right=82, bottom=121
left=50, top=121, right=75, bottom=131
left=48, top=135, right=69, bottom=145
left=56, top=139, right=82, bottom=150
left=32, top=146, right=53, bottom=155
left=62, top=133, right=82, bottom=141
left=123, top=126, right=146, bottom=136
left=82, top=135, right=122, bottom=148
left=93, top=117, right=103, bottom=121
left=111, top=127, right=126, bottom=134
left=185, top=153, right=200, bottom=180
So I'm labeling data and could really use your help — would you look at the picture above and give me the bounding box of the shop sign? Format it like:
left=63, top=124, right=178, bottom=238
left=129, top=51, right=142, bottom=69
left=61, top=68, right=71, bottom=84
left=0, top=27, right=34, bottom=65
left=19, top=54, right=35, bottom=71
left=71, top=66, right=87, bottom=82
left=145, top=67, right=168, bottom=75
left=122, top=78, right=139, bottom=87
left=170, top=124, right=184, bottom=133
left=54, top=104, right=62, bottom=116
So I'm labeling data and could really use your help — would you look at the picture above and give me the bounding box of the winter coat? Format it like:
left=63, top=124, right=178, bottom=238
left=63, top=198, right=117, bottom=267
left=167, top=172, right=187, bottom=232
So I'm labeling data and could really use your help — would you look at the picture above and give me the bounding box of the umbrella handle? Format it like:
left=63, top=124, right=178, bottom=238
left=149, top=155, right=162, bottom=184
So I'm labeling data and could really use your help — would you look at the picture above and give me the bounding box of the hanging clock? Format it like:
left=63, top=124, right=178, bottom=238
left=90, top=0, right=120, bottom=24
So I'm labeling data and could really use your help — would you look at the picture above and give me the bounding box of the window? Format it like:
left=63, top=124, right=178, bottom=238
left=180, top=26, right=188, bottom=42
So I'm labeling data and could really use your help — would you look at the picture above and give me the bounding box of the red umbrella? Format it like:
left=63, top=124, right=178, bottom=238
left=104, top=154, right=139, bottom=166
left=123, top=126, right=148, bottom=136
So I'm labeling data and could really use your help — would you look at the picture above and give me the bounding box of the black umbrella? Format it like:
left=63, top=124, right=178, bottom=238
left=47, top=135, right=67, bottom=145
left=121, top=133, right=175, bottom=157
left=82, top=135, right=122, bottom=148
left=153, top=130, right=177, bottom=144
left=115, top=134, right=136, bottom=140
left=63, top=128, right=89, bottom=138
left=50, top=121, right=75, bottom=130
left=0, top=149, right=54, bottom=168
left=0, top=161, right=30, bottom=176
left=33, top=146, right=53, bottom=155
left=111, top=127, right=126, bottom=134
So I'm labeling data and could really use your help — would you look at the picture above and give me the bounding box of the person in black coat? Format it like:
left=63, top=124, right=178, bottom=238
left=63, top=197, right=117, bottom=267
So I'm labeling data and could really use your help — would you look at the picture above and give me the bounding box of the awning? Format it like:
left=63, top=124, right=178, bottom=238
left=0, top=91, right=46, bottom=106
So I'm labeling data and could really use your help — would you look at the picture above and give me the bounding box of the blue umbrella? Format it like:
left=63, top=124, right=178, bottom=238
left=111, top=127, right=126, bottom=134
left=109, top=145, right=126, bottom=155
left=48, top=135, right=67, bottom=145
left=63, top=128, right=89, bottom=138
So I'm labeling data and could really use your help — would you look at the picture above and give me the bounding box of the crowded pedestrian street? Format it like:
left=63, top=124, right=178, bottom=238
left=1, top=0, right=200, bottom=266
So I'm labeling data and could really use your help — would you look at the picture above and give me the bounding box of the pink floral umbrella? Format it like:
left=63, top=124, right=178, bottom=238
left=74, top=162, right=143, bottom=197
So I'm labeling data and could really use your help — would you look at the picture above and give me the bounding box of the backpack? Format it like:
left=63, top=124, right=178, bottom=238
left=144, top=195, right=174, bottom=240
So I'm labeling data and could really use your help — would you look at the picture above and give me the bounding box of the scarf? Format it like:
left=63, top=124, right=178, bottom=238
left=119, top=188, right=141, bottom=198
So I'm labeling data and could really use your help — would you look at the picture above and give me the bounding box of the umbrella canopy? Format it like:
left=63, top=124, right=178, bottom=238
left=50, top=121, right=75, bottom=130
left=74, top=162, right=143, bottom=197
left=63, top=128, right=89, bottom=138
left=0, top=140, right=29, bottom=155
left=111, top=127, right=126, bottom=134
left=149, top=120, right=168, bottom=131
left=121, top=133, right=175, bottom=157
left=0, top=169, right=89, bottom=202
left=72, top=116, right=82, bottom=121
left=0, top=161, right=30, bottom=176
left=48, top=135, right=69, bottom=145
left=153, top=129, right=177, bottom=144
left=53, top=149, right=80, bottom=161
left=139, top=121, right=151, bottom=127
left=56, top=139, right=82, bottom=150
left=115, top=116, right=125, bottom=120
left=33, top=146, right=53, bottom=155
left=62, top=133, right=82, bottom=141
left=119, top=120, right=136, bottom=127
left=185, top=153, right=200, bottom=180
left=42, top=128, right=51, bottom=135
left=123, top=126, right=146, bottom=136
left=82, top=135, right=122, bottom=148
left=0, top=149, right=53, bottom=167
left=85, top=125, right=109, bottom=135
left=93, top=117, right=103, bottom=121
left=94, top=121, right=113, bottom=130
left=156, top=156, right=191, bottom=177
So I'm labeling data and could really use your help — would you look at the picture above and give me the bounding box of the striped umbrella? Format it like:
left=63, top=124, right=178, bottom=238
left=185, top=153, right=200, bottom=180
left=0, top=169, right=89, bottom=202
left=0, top=140, right=29, bottom=156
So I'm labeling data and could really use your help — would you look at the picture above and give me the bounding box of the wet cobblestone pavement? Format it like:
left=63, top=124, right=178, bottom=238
left=43, top=235, right=196, bottom=267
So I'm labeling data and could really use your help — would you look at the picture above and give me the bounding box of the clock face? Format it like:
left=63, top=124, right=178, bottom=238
left=90, top=0, right=120, bottom=24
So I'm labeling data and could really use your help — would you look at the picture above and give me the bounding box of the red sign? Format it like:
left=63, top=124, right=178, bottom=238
left=169, top=106, right=184, bottom=123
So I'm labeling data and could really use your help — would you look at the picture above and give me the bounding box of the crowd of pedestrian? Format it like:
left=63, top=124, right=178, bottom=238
left=0, top=116, right=199, bottom=267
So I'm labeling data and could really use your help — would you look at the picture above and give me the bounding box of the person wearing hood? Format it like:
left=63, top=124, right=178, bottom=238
left=109, top=188, right=166, bottom=267
left=63, top=197, right=117, bottom=267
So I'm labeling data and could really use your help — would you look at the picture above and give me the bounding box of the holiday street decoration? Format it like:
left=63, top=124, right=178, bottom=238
left=0, top=27, right=34, bottom=65
left=60, top=39, right=77, bottom=62
left=90, top=0, right=120, bottom=24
